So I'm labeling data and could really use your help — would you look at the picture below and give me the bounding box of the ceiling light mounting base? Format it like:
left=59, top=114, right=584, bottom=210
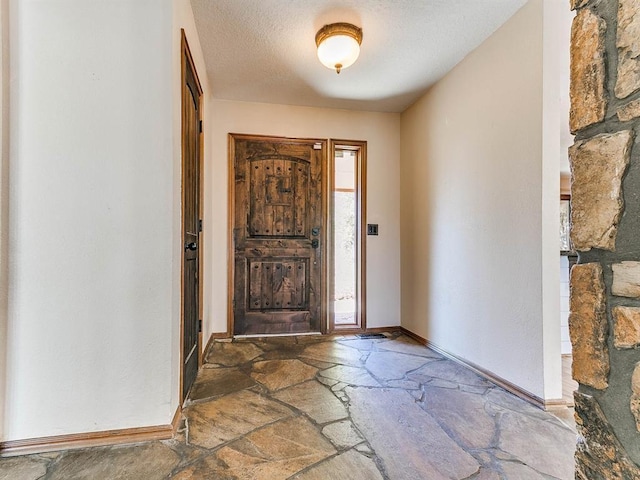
left=315, top=22, right=363, bottom=74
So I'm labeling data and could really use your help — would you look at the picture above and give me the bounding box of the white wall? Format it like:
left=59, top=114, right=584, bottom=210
left=560, top=256, right=571, bottom=354
left=559, top=7, right=575, bottom=175
left=204, top=100, right=401, bottom=337
left=0, top=0, right=9, bottom=441
left=3, top=0, right=178, bottom=441
left=554, top=2, right=575, bottom=359
left=400, top=0, right=561, bottom=400
left=541, top=0, right=571, bottom=400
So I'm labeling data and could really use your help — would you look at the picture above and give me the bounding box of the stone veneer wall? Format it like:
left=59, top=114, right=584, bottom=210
left=569, top=0, right=640, bottom=477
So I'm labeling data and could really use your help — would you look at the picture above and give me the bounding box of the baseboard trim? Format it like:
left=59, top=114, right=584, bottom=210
left=400, top=327, right=552, bottom=410
left=399, top=327, right=428, bottom=345
left=365, top=326, right=399, bottom=334
left=0, top=407, right=181, bottom=457
left=171, top=405, right=183, bottom=433
left=544, top=399, right=569, bottom=409
left=204, top=333, right=216, bottom=357
left=211, top=332, right=231, bottom=339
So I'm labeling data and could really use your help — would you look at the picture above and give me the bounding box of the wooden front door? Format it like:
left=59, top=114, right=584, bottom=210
left=231, top=135, right=326, bottom=335
left=181, top=31, right=202, bottom=400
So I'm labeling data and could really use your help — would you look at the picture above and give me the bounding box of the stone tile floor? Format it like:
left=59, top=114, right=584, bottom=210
left=0, top=332, right=577, bottom=479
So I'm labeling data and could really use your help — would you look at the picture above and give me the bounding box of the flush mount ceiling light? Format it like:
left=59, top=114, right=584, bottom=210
left=315, top=23, right=363, bottom=74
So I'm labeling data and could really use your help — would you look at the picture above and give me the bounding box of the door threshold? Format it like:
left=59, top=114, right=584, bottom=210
left=234, top=332, right=323, bottom=339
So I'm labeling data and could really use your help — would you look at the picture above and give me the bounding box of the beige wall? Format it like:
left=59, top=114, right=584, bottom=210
left=204, top=100, right=402, bottom=337
left=400, top=0, right=561, bottom=400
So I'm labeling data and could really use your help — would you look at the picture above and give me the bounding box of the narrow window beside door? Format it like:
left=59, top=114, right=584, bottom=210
left=330, top=142, right=366, bottom=331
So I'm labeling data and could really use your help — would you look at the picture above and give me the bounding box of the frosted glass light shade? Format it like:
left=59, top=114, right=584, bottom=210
left=315, top=23, right=363, bottom=74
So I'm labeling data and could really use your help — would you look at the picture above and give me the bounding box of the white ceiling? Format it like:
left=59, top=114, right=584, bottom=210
left=190, top=0, right=528, bottom=113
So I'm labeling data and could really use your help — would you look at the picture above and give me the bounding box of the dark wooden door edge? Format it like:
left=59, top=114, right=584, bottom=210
left=180, top=29, right=203, bottom=403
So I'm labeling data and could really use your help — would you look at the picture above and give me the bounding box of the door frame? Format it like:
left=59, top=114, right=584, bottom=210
left=227, top=133, right=328, bottom=335
left=180, top=30, right=204, bottom=402
left=328, top=140, right=367, bottom=333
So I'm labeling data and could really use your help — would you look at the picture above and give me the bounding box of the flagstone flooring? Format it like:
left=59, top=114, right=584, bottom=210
left=0, top=332, right=577, bottom=479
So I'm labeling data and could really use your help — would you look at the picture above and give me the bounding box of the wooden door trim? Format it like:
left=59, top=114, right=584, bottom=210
left=227, top=133, right=329, bottom=335
left=226, top=134, right=236, bottom=337
left=180, top=29, right=203, bottom=403
left=328, top=140, right=367, bottom=333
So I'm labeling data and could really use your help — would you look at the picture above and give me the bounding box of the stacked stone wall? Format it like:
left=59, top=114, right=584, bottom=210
left=569, top=0, right=640, bottom=477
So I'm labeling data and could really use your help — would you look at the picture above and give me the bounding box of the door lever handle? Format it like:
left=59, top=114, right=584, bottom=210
left=185, top=242, right=197, bottom=251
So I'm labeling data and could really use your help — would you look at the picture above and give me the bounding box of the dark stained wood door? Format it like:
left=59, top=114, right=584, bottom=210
left=181, top=32, right=202, bottom=401
left=231, top=135, right=325, bottom=335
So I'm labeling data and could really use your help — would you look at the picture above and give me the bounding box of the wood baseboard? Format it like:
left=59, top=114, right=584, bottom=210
left=399, top=327, right=428, bottom=345
left=365, top=326, right=400, bottom=334
left=400, top=327, right=553, bottom=410
left=211, top=332, right=231, bottom=339
left=0, top=406, right=182, bottom=457
left=544, top=398, right=569, bottom=409
left=171, top=405, right=183, bottom=433
left=204, top=333, right=216, bottom=357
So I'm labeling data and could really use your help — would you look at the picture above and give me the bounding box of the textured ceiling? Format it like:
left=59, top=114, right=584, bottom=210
left=190, top=0, right=528, bottom=113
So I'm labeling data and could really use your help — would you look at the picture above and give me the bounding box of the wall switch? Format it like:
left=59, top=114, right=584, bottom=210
left=367, top=224, right=379, bottom=235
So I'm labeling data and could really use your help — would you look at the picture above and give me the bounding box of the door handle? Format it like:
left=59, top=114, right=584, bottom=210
left=184, top=242, right=198, bottom=251
left=311, top=239, right=319, bottom=249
